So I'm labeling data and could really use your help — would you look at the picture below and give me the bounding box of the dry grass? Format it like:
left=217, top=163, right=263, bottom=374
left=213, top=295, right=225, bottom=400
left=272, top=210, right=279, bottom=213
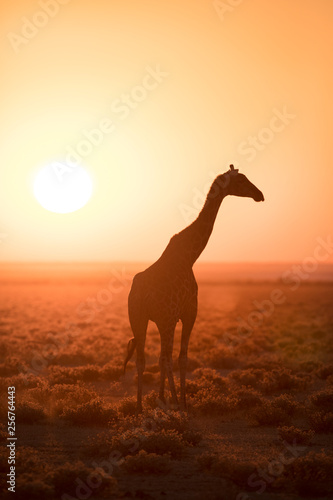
left=1, top=265, right=332, bottom=499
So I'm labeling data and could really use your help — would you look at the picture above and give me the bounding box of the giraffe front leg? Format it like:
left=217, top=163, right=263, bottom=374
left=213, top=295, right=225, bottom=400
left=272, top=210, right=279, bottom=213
left=179, top=302, right=197, bottom=411
left=136, top=346, right=145, bottom=414
left=166, top=356, right=178, bottom=409
left=158, top=354, right=167, bottom=406
left=179, top=353, right=187, bottom=411
left=158, top=324, right=178, bottom=410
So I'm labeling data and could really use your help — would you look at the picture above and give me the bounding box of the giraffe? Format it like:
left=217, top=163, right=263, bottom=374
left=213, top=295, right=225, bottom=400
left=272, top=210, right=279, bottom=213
left=124, top=165, right=264, bottom=413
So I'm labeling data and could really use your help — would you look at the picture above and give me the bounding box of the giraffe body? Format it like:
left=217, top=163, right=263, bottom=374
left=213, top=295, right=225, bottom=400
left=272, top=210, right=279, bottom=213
left=124, top=165, right=264, bottom=412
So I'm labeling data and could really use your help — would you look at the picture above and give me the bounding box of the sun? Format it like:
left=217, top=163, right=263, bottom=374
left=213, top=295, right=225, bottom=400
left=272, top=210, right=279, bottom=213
left=33, top=164, right=93, bottom=214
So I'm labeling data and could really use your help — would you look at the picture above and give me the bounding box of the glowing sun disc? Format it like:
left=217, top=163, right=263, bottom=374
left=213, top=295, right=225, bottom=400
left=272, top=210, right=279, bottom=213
left=33, top=164, right=93, bottom=214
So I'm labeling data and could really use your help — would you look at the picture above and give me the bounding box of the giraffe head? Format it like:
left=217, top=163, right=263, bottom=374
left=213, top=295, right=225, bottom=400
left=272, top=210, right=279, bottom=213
left=221, top=165, right=264, bottom=202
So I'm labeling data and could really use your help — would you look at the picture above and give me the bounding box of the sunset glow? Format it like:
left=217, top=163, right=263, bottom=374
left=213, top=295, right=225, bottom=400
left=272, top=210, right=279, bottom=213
left=1, top=0, right=332, bottom=263
left=1, top=3, right=333, bottom=499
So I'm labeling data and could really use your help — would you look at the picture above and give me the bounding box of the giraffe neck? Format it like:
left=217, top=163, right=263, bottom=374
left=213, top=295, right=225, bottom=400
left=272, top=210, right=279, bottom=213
left=185, top=177, right=226, bottom=265
left=160, top=175, right=227, bottom=268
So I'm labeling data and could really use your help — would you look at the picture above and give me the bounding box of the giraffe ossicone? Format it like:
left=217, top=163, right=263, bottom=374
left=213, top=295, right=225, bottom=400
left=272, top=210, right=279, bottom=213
left=229, top=164, right=239, bottom=174
left=124, top=164, right=264, bottom=413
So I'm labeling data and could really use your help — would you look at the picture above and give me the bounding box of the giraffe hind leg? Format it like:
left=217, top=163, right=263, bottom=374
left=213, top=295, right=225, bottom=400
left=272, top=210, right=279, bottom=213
left=123, top=337, right=136, bottom=375
left=166, top=356, right=178, bottom=409
left=158, top=354, right=166, bottom=405
left=179, top=320, right=195, bottom=411
left=130, top=321, right=147, bottom=414
left=135, top=339, right=146, bottom=414
left=128, top=283, right=149, bottom=413
left=179, top=299, right=197, bottom=411
left=158, top=325, right=178, bottom=409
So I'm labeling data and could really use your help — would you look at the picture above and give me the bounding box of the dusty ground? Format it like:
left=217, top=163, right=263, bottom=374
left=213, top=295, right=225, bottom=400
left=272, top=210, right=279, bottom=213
left=0, top=262, right=333, bottom=500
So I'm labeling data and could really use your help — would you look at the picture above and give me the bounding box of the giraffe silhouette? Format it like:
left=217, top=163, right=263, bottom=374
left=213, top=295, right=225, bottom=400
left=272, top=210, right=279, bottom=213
left=124, top=165, right=264, bottom=412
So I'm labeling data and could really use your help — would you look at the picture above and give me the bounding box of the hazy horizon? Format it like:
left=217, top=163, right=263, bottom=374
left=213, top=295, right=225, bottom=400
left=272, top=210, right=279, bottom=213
left=1, top=260, right=333, bottom=284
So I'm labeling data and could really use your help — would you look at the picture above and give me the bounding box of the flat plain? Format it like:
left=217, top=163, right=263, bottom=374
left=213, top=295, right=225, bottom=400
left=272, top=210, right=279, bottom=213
left=0, top=262, right=333, bottom=500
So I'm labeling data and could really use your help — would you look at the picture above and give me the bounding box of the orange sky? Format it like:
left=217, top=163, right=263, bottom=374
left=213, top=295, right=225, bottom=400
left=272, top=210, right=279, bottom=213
left=0, top=0, right=332, bottom=263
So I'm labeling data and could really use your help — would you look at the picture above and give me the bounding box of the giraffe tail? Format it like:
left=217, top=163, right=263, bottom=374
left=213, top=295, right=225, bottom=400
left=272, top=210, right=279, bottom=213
left=123, top=337, right=136, bottom=375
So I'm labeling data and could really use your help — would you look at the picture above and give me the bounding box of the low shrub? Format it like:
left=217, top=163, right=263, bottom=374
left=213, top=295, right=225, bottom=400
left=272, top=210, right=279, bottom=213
left=111, top=428, right=186, bottom=459
left=281, top=451, right=333, bottom=497
left=191, top=387, right=238, bottom=415
left=48, top=366, right=79, bottom=385
left=278, top=426, right=314, bottom=445
left=229, top=368, right=265, bottom=389
left=260, top=368, right=309, bottom=394
left=100, top=362, right=123, bottom=381
left=2, top=373, right=41, bottom=389
left=61, top=399, right=118, bottom=426
left=230, top=368, right=309, bottom=395
left=50, top=460, right=118, bottom=498
left=25, top=383, right=98, bottom=417
left=143, top=407, right=190, bottom=434
left=80, top=432, right=113, bottom=459
left=233, top=387, right=263, bottom=410
left=197, top=452, right=257, bottom=487
left=251, top=395, right=297, bottom=426
left=16, top=402, right=46, bottom=424
left=205, top=347, right=238, bottom=369
left=134, top=428, right=186, bottom=459
left=273, top=394, right=299, bottom=416
left=122, top=450, right=172, bottom=474
left=181, top=429, right=202, bottom=446
left=310, top=388, right=333, bottom=412
left=15, top=474, right=53, bottom=500
left=308, top=411, right=333, bottom=433
left=193, top=368, right=229, bottom=391
left=117, top=396, right=137, bottom=417
left=316, top=364, right=333, bottom=380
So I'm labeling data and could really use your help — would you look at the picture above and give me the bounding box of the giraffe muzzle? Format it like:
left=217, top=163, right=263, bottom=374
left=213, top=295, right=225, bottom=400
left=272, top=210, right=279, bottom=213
left=254, top=190, right=265, bottom=202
